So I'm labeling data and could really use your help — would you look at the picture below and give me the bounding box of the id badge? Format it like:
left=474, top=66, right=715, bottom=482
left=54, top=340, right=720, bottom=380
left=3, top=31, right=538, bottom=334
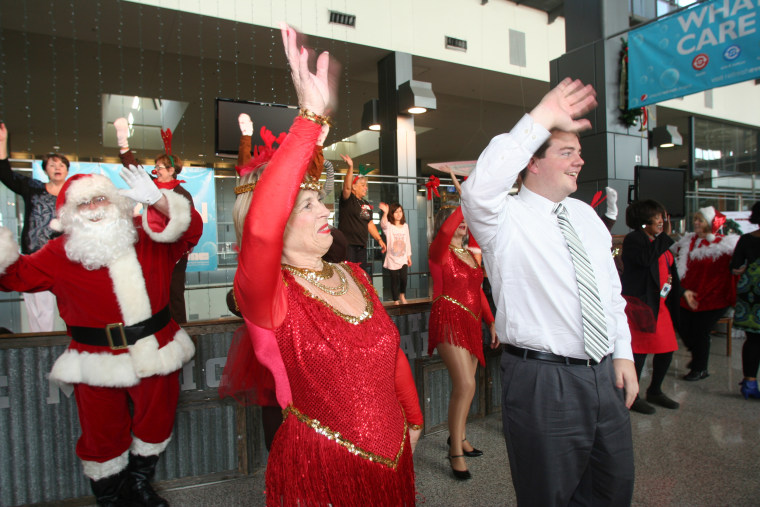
left=660, top=283, right=672, bottom=298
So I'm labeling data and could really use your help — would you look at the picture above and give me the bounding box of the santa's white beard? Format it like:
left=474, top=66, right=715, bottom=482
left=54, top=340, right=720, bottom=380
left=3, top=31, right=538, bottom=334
left=62, top=204, right=138, bottom=270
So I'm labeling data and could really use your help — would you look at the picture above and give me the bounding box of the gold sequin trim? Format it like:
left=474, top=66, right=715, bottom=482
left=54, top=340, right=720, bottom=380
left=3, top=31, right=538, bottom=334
left=409, top=423, right=423, bottom=431
left=434, top=295, right=479, bottom=321
left=285, top=263, right=374, bottom=325
left=283, top=405, right=406, bottom=469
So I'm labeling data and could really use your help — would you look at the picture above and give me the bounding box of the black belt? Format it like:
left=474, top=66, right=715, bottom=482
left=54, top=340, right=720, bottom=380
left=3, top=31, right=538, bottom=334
left=70, top=306, right=171, bottom=350
left=504, top=344, right=604, bottom=366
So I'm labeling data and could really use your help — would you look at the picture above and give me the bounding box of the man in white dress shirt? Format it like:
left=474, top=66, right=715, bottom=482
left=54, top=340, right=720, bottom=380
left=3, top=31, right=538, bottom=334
left=461, top=79, right=637, bottom=505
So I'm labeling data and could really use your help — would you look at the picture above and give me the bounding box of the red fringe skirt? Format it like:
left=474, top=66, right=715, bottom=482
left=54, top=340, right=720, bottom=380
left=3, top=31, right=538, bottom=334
left=428, top=298, right=485, bottom=366
left=265, top=413, right=416, bottom=506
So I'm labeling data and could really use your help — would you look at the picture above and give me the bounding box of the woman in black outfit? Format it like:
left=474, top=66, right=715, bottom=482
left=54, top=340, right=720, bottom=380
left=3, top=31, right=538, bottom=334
left=621, top=200, right=697, bottom=414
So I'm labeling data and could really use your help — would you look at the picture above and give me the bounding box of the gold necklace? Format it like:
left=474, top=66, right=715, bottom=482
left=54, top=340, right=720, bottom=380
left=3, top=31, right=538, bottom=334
left=282, top=260, right=348, bottom=296
left=449, top=245, right=468, bottom=255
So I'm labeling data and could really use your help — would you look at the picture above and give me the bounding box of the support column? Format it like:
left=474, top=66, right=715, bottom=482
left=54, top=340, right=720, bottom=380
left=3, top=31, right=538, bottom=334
left=377, top=52, right=423, bottom=296
left=552, top=0, right=650, bottom=234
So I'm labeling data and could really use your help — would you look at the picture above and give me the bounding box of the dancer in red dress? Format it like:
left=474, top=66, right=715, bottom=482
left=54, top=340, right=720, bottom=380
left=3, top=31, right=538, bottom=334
left=225, top=24, right=422, bottom=506
left=428, top=204, right=496, bottom=480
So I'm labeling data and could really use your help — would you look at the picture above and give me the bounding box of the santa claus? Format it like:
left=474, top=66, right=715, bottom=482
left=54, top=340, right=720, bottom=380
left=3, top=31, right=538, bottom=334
left=0, top=165, right=202, bottom=506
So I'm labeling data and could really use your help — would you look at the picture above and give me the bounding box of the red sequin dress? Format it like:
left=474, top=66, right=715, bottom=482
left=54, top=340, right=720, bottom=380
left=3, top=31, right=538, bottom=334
left=428, top=207, right=494, bottom=366
left=228, top=117, right=421, bottom=506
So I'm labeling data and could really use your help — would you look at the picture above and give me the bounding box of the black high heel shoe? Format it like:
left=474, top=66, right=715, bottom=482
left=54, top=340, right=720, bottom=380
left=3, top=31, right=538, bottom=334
left=447, top=436, right=484, bottom=457
left=447, top=454, right=472, bottom=480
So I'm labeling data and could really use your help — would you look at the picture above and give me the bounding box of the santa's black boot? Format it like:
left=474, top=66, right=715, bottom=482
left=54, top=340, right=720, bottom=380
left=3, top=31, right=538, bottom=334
left=90, top=469, right=135, bottom=507
left=127, top=453, right=169, bottom=507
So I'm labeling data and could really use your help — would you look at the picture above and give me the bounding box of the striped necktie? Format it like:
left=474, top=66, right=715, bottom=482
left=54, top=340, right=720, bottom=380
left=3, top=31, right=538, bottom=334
left=553, top=203, right=609, bottom=362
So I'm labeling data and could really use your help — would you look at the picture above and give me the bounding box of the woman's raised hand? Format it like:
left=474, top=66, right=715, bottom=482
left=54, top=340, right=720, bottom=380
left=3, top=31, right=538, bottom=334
left=280, top=23, right=339, bottom=117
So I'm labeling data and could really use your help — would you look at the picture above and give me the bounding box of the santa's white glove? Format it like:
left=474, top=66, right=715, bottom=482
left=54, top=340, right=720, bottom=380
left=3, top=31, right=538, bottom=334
left=605, top=186, right=618, bottom=220
left=238, top=114, right=253, bottom=136
left=119, top=165, right=162, bottom=205
left=114, top=117, right=130, bottom=150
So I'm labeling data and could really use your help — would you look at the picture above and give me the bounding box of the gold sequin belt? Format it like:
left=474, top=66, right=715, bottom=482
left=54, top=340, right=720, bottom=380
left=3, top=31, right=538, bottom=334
left=434, top=295, right=480, bottom=321
left=283, top=405, right=407, bottom=469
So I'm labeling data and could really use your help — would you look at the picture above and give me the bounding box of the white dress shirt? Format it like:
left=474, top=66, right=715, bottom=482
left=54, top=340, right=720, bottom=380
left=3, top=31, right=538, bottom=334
left=461, top=114, right=632, bottom=361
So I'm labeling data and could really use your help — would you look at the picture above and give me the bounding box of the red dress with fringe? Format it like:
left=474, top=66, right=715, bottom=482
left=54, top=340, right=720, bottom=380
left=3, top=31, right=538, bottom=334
left=428, top=207, right=494, bottom=366
left=266, top=263, right=416, bottom=506
left=222, top=117, right=421, bottom=506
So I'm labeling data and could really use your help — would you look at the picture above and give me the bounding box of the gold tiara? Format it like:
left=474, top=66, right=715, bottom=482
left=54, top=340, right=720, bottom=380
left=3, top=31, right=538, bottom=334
left=234, top=182, right=257, bottom=195
left=299, top=177, right=323, bottom=192
left=235, top=179, right=322, bottom=196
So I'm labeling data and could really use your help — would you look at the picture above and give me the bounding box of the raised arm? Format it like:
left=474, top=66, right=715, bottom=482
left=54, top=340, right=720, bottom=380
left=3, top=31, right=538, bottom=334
left=0, top=123, right=32, bottom=196
left=235, top=23, right=336, bottom=330
left=429, top=206, right=464, bottom=266
left=461, top=78, right=597, bottom=247
left=340, top=154, right=353, bottom=200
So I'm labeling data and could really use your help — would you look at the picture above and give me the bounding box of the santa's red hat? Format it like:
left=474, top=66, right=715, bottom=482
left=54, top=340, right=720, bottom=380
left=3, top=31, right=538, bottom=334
left=697, top=205, right=725, bottom=241
left=50, top=173, right=121, bottom=232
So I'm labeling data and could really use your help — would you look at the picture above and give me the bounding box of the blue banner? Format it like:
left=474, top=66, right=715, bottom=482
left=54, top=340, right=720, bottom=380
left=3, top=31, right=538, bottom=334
left=33, top=161, right=218, bottom=272
left=628, top=0, right=760, bottom=108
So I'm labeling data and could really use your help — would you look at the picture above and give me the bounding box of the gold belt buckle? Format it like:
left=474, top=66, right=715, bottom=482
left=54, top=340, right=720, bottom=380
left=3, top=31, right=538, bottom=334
left=105, top=323, right=129, bottom=350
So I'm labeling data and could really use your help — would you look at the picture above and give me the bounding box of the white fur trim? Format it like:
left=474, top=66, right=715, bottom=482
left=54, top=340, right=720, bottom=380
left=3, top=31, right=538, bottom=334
left=82, top=450, right=129, bottom=480
left=108, top=249, right=152, bottom=325
left=129, top=328, right=195, bottom=378
left=142, top=189, right=192, bottom=243
left=0, top=227, right=20, bottom=275
left=49, top=218, right=63, bottom=232
left=697, top=206, right=715, bottom=226
left=131, top=434, right=172, bottom=457
left=672, top=233, right=739, bottom=278
left=49, top=349, right=140, bottom=387
left=49, top=329, right=195, bottom=386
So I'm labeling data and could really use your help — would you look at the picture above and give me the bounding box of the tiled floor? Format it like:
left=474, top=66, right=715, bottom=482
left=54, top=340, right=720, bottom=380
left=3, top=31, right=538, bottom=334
left=110, top=333, right=760, bottom=506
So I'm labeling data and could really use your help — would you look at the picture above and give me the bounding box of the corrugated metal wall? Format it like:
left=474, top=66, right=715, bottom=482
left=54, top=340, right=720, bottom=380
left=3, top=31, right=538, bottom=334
left=0, top=309, right=498, bottom=505
left=0, top=324, right=253, bottom=506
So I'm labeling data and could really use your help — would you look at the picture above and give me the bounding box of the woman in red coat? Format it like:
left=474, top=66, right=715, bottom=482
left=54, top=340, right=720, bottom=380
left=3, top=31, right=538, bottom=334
left=671, top=206, right=738, bottom=381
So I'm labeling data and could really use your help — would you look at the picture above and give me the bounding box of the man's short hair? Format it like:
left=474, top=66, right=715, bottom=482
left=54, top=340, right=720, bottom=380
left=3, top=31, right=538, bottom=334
left=522, top=129, right=580, bottom=182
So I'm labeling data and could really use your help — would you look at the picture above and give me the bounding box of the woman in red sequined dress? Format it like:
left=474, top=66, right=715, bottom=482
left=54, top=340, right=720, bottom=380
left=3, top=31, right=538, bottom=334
left=227, top=25, right=423, bottom=506
left=428, top=204, right=496, bottom=480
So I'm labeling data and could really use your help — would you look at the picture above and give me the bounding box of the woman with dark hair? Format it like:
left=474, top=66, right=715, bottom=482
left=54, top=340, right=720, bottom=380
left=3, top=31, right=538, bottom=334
left=113, top=119, right=194, bottom=323
left=0, top=124, right=68, bottom=331
left=729, top=201, right=760, bottom=399
left=428, top=205, right=496, bottom=480
left=379, top=201, right=412, bottom=304
left=621, top=200, right=696, bottom=414
left=671, top=206, right=739, bottom=381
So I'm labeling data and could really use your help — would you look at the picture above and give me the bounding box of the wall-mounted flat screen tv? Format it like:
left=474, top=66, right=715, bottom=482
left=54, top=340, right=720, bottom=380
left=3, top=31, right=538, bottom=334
left=215, top=98, right=298, bottom=158
left=633, top=165, right=687, bottom=218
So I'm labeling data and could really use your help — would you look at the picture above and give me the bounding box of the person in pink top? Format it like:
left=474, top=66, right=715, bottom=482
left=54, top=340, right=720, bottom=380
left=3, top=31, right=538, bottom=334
left=379, top=202, right=412, bottom=304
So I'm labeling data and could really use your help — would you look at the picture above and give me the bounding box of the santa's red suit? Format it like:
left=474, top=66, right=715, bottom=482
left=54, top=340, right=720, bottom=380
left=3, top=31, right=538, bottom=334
left=0, top=174, right=202, bottom=482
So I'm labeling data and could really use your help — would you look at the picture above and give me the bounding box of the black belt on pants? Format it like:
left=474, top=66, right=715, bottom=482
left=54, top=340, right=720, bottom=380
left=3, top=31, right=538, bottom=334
left=504, top=344, right=604, bottom=366
left=69, top=306, right=171, bottom=350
